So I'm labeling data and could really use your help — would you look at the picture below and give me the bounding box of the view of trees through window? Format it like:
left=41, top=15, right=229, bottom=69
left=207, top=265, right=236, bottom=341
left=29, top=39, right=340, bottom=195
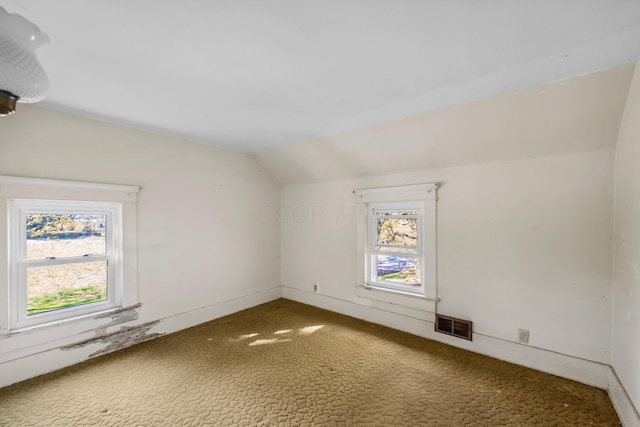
left=374, top=211, right=421, bottom=286
left=25, top=214, right=108, bottom=315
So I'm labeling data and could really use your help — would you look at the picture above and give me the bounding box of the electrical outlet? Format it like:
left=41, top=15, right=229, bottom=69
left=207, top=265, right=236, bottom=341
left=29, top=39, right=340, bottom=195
left=518, top=329, right=530, bottom=344
left=313, top=284, right=318, bottom=292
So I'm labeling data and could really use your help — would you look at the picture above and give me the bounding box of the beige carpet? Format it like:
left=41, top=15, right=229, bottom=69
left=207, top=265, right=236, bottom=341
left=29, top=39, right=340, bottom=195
left=0, top=299, right=620, bottom=426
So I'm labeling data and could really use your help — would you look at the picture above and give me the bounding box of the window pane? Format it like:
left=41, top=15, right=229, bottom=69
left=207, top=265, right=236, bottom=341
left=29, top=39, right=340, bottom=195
left=376, top=216, right=417, bottom=247
left=376, top=255, right=421, bottom=286
left=26, top=261, right=107, bottom=315
left=26, top=214, right=106, bottom=260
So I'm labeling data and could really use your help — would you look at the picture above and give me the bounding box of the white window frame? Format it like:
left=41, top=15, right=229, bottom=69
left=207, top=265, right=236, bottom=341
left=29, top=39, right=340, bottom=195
left=9, top=200, right=123, bottom=329
left=355, top=183, right=438, bottom=305
left=0, top=175, right=139, bottom=333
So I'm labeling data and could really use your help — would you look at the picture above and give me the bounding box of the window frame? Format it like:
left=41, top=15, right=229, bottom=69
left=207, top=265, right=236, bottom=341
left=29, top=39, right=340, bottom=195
left=9, top=199, right=123, bottom=329
left=0, top=175, right=139, bottom=333
left=355, top=183, right=438, bottom=305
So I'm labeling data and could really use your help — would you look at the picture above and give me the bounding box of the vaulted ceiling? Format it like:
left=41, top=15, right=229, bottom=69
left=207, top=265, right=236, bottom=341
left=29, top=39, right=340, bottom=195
left=4, top=1, right=640, bottom=156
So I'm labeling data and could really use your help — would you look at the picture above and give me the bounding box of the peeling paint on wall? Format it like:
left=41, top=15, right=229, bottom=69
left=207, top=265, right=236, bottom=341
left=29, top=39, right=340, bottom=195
left=60, top=320, right=163, bottom=357
left=0, top=304, right=142, bottom=341
left=95, top=303, right=141, bottom=328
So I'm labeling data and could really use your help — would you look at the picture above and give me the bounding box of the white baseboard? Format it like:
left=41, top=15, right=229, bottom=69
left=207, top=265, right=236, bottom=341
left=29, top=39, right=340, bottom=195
left=282, top=286, right=610, bottom=389
left=0, top=286, right=282, bottom=388
left=609, top=367, right=640, bottom=427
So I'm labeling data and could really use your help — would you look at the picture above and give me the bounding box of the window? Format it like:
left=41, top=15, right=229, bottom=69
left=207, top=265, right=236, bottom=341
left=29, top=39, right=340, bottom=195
left=355, top=183, right=438, bottom=302
left=0, top=175, right=139, bottom=332
left=369, top=203, right=423, bottom=293
left=9, top=200, right=122, bottom=329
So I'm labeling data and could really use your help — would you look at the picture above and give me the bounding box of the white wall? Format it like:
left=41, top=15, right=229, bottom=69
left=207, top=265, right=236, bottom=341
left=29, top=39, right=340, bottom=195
left=612, top=63, right=640, bottom=420
left=0, top=105, right=281, bottom=386
left=281, top=151, right=614, bottom=384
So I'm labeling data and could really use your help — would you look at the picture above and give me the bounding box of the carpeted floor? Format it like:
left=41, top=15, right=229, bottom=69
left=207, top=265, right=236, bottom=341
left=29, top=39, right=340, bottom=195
left=0, top=299, right=620, bottom=426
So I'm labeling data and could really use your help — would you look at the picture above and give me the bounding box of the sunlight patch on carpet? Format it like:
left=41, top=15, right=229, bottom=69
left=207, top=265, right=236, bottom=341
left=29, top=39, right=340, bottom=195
left=299, top=325, right=324, bottom=334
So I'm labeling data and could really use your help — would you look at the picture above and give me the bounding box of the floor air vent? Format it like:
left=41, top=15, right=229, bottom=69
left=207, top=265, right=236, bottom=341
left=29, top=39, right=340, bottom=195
left=435, top=314, right=473, bottom=341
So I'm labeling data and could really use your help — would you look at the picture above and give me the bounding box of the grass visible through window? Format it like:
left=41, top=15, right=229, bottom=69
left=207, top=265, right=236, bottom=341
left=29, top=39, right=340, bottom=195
left=26, top=235, right=108, bottom=316
left=379, top=270, right=417, bottom=282
left=27, top=286, right=106, bottom=315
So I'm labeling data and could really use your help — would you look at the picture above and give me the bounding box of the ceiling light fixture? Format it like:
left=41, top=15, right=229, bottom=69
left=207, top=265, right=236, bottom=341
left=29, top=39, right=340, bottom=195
left=0, top=6, right=49, bottom=116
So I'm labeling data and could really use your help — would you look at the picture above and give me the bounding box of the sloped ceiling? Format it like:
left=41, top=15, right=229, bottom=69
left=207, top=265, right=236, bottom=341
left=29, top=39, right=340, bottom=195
left=3, top=1, right=640, bottom=153
left=258, top=64, right=635, bottom=184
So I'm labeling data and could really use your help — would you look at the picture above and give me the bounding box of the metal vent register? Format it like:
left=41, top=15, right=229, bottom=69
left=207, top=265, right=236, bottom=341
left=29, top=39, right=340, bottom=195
left=435, top=314, right=473, bottom=341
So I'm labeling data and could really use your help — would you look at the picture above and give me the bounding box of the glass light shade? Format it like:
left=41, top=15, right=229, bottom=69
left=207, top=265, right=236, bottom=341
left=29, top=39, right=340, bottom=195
left=0, top=6, right=49, bottom=106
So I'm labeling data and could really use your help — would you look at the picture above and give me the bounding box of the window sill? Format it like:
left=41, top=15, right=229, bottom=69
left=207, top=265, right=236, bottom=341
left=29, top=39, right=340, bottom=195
left=355, top=283, right=438, bottom=312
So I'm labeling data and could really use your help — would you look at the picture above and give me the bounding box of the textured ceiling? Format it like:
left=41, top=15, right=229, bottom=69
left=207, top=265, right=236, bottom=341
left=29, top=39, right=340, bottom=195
left=3, top=1, right=640, bottom=153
